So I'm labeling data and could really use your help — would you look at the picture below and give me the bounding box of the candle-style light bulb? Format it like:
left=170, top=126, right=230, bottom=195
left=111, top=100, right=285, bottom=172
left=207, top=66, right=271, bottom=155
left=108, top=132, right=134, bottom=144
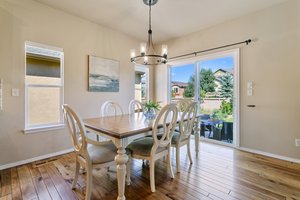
left=140, top=43, right=146, bottom=56
left=144, top=56, right=148, bottom=63
left=130, top=49, right=136, bottom=58
left=162, top=44, right=168, bottom=57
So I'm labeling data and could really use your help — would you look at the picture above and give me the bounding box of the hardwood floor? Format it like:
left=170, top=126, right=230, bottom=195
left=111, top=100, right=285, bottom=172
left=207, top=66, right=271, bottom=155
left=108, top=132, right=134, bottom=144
left=1, top=141, right=300, bottom=200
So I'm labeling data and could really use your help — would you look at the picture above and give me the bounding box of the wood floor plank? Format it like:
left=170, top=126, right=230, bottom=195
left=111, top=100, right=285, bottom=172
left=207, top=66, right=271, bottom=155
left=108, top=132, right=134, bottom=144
left=45, top=163, right=78, bottom=200
left=10, top=168, right=22, bottom=200
left=38, top=165, right=62, bottom=200
left=0, top=194, right=12, bottom=200
left=0, top=169, right=11, bottom=197
left=28, top=165, right=52, bottom=200
left=16, top=166, right=37, bottom=200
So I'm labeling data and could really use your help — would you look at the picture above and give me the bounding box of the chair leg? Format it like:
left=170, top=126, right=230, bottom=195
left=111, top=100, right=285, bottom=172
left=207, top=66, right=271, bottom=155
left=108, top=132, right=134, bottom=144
left=72, top=159, right=80, bottom=189
left=167, top=150, right=175, bottom=179
left=187, top=141, right=193, bottom=165
left=149, top=159, right=155, bottom=192
left=176, top=147, right=180, bottom=173
left=126, top=157, right=131, bottom=185
left=85, top=164, right=93, bottom=200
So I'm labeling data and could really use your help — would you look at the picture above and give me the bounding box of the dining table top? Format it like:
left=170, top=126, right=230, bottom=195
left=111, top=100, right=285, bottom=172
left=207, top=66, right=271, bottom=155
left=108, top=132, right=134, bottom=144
left=83, top=112, right=199, bottom=139
left=83, top=112, right=158, bottom=139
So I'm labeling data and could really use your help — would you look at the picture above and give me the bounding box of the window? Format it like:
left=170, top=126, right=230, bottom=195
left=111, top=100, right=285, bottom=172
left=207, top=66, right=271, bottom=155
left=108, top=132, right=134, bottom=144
left=135, top=66, right=149, bottom=103
left=25, top=42, right=64, bottom=133
left=173, top=87, right=179, bottom=94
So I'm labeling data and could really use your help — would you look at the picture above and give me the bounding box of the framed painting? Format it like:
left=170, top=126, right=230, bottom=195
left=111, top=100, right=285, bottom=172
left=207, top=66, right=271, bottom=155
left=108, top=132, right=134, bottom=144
left=88, top=55, right=119, bottom=92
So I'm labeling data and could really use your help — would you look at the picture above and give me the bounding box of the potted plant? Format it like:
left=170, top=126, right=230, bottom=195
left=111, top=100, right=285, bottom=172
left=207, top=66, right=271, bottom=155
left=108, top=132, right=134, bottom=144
left=143, top=100, right=160, bottom=119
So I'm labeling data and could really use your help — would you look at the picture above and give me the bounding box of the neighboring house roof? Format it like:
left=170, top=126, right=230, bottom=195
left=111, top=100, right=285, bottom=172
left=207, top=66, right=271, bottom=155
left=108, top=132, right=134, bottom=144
left=214, top=68, right=233, bottom=76
left=171, top=81, right=188, bottom=88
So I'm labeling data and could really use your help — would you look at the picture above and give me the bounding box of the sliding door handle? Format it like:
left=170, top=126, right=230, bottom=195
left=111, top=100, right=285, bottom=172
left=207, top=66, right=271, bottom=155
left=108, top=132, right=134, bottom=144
left=247, top=105, right=256, bottom=108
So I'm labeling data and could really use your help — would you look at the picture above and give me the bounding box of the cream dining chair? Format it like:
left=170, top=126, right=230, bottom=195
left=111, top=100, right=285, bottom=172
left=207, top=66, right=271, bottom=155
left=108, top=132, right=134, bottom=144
left=100, top=101, right=124, bottom=116
left=93, top=101, right=124, bottom=141
left=172, top=101, right=197, bottom=173
left=126, top=104, right=178, bottom=192
left=128, top=99, right=144, bottom=114
left=62, top=105, right=130, bottom=200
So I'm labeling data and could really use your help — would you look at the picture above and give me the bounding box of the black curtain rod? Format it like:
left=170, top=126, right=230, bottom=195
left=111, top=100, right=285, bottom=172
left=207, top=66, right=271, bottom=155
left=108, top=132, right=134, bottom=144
left=168, top=39, right=252, bottom=61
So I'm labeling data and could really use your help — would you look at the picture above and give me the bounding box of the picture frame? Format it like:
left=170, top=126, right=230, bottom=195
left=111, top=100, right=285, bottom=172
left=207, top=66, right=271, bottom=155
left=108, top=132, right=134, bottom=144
left=88, top=55, right=119, bottom=92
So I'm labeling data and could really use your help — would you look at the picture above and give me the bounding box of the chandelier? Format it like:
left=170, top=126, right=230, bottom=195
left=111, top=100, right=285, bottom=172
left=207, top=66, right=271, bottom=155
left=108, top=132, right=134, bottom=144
left=130, top=0, right=167, bottom=65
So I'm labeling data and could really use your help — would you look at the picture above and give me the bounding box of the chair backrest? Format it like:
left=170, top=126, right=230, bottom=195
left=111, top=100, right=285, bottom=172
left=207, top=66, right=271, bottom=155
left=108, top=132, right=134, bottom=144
left=151, top=104, right=178, bottom=151
left=128, top=100, right=144, bottom=114
left=62, top=104, right=87, bottom=153
left=100, top=101, right=124, bottom=117
left=176, top=99, right=192, bottom=112
left=178, top=102, right=197, bottom=141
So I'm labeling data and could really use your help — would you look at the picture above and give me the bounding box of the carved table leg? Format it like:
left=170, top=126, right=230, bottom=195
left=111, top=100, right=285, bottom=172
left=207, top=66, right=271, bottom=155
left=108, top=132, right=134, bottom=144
left=114, top=139, right=128, bottom=200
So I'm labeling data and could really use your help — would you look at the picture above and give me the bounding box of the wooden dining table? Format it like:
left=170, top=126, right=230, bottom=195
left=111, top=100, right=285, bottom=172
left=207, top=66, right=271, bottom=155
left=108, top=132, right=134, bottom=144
left=83, top=112, right=200, bottom=200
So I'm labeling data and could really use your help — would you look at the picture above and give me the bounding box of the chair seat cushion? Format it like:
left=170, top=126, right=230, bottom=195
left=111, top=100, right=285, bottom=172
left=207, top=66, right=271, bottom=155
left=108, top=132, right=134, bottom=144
left=126, top=137, right=167, bottom=157
left=171, top=132, right=189, bottom=145
left=87, top=142, right=117, bottom=164
left=145, top=132, right=189, bottom=145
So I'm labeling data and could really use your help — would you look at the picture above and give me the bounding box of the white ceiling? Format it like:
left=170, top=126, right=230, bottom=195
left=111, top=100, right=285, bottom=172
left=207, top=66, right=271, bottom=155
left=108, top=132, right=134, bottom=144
left=34, top=0, right=288, bottom=43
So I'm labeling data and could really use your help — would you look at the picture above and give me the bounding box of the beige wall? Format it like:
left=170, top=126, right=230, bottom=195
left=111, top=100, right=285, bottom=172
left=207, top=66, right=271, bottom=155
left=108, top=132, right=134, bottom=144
left=155, top=0, right=300, bottom=159
left=0, top=0, right=140, bottom=166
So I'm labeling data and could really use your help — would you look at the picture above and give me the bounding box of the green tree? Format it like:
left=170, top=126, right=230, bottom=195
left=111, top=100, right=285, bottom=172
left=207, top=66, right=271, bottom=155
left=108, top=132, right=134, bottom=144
left=219, top=73, right=233, bottom=99
left=200, top=89, right=206, bottom=99
left=200, top=68, right=216, bottom=95
left=220, top=100, right=233, bottom=115
left=183, top=69, right=216, bottom=98
left=183, top=76, right=194, bottom=98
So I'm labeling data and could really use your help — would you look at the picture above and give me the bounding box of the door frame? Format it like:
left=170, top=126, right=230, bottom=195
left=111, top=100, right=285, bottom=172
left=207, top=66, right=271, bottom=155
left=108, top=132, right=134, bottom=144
left=167, top=48, right=240, bottom=147
left=135, top=65, right=150, bottom=103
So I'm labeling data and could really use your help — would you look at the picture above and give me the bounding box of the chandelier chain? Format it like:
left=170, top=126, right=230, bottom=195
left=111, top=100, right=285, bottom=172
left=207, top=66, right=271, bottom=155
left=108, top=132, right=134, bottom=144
left=149, top=0, right=152, bottom=31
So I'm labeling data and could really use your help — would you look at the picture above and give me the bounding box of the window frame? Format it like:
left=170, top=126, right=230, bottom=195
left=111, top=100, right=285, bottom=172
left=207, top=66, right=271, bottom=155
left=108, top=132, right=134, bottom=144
left=24, top=41, right=64, bottom=134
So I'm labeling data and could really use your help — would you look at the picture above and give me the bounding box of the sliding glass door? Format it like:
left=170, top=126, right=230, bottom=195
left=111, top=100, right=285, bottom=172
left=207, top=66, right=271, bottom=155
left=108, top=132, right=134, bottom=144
left=197, top=50, right=239, bottom=146
left=169, top=49, right=239, bottom=146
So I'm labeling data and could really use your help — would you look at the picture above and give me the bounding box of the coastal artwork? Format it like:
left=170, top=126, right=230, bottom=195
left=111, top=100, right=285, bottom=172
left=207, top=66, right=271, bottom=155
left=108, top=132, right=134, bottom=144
left=88, top=56, right=119, bottom=92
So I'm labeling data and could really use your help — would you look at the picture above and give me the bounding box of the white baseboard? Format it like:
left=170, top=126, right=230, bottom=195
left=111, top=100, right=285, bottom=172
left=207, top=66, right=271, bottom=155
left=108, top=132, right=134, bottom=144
left=238, top=147, right=300, bottom=164
left=0, top=148, right=74, bottom=170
